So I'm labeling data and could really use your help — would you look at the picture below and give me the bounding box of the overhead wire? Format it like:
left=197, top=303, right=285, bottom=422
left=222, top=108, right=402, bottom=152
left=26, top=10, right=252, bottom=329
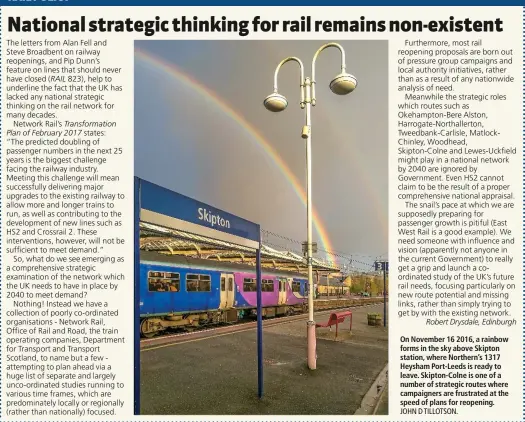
left=261, top=228, right=387, bottom=275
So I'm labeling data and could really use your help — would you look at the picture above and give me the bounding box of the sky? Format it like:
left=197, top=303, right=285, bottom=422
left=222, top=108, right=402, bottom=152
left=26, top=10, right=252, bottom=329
left=134, top=40, right=388, bottom=270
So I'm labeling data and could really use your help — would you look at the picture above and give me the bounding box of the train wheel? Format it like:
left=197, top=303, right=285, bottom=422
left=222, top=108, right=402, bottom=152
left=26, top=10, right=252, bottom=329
left=140, top=318, right=162, bottom=338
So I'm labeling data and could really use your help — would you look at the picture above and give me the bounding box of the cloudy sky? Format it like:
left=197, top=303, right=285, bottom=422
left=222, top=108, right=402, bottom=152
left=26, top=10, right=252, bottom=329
left=134, top=40, right=387, bottom=269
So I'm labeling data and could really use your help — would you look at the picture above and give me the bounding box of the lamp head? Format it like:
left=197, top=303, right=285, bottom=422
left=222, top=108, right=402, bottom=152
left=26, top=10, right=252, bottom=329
left=329, top=72, right=357, bottom=95
left=263, top=92, right=288, bottom=112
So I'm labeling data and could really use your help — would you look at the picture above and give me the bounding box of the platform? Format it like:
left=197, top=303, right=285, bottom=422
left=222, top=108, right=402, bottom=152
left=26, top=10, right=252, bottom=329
left=140, top=303, right=388, bottom=415
left=313, top=296, right=384, bottom=311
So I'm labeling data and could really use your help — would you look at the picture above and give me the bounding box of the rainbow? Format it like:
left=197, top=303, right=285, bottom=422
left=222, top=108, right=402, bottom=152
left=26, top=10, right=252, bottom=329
left=135, top=48, right=338, bottom=264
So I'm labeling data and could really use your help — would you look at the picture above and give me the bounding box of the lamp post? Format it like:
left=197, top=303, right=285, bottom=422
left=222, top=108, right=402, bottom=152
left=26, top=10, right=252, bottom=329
left=263, top=43, right=357, bottom=370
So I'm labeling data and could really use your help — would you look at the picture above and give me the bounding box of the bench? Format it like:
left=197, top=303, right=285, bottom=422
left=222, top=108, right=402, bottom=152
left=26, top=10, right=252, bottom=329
left=315, top=310, right=352, bottom=338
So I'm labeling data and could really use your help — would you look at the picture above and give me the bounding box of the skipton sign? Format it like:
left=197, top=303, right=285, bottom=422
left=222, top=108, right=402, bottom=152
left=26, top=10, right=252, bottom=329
left=198, top=208, right=231, bottom=229
left=137, top=178, right=260, bottom=248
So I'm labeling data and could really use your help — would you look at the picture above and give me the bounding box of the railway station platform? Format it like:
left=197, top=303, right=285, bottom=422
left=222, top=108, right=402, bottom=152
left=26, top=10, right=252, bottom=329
left=140, top=302, right=388, bottom=415
left=313, top=296, right=384, bottom=311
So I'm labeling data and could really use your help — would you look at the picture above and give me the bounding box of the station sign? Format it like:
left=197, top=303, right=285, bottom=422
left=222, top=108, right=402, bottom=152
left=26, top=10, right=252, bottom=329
left=374, top=260, right=389, bottom=272
left=137, top=178, right=260, bottom=249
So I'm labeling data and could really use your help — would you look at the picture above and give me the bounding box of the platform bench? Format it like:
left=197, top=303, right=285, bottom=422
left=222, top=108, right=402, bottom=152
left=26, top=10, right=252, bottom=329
left=315, top=310, right=352, bottom=338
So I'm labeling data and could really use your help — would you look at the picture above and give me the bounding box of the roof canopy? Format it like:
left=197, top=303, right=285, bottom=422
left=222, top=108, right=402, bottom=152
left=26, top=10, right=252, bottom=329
left=140, top=222, right=340, bottom=274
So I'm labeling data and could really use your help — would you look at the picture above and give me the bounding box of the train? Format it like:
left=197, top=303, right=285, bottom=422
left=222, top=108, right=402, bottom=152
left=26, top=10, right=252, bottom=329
left=317, top=284, right=352, bottom=297
left=139, top=251, right=309, bottom=337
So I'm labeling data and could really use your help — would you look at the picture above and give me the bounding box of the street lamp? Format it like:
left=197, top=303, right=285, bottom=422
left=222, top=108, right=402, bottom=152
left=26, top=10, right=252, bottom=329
left=263, top=43, right=357, bottom=370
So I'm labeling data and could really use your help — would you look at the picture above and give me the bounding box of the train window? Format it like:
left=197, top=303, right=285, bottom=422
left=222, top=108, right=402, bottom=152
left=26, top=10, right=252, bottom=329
left=186, top=275, right=198, bottom=292
left=292, top=281, right=301, bottom=293
left=243, top=278, right=256, bottom=292
left=147, top=271, right=180, bottom=292
left=262, top=279, right=274, bottom=292
left=186, top=274, right=212, bottom=292
left=221, top=277, right=226, bottom=291
left=228, top=279, right=233, bottom=291
left=200, top=275, right=211, bottom=292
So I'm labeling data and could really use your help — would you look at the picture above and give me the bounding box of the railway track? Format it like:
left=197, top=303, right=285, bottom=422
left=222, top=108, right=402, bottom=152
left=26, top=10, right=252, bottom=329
left=140, top=298, right=383, bottom=350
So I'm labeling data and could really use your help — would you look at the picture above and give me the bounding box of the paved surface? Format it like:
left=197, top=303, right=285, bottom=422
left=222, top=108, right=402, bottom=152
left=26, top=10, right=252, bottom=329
left=140, top=303, right=388, bottom=415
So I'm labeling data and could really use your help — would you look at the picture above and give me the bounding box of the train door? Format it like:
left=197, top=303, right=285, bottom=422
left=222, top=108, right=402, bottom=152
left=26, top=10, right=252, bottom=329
left=278, top=278, right=287, bottom=305
left=220, top=274, right=227, bottom=309
left=300, top=280, right=306, bottom=297
left=225, top=274, right=235, bottom=308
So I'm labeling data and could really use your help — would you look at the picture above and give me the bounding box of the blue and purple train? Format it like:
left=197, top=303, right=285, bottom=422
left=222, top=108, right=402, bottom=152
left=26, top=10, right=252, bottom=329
left=139, top=251, right=308, bottom=337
